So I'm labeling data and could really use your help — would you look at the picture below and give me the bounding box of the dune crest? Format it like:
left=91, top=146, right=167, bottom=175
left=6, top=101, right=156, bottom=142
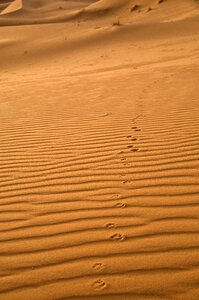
left=0, top=0, right=198, bottom=25
left=0, top=0, right=22, bottom=15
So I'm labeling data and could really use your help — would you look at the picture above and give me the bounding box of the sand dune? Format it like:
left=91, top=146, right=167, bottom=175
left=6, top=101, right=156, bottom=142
left=0, top=0, right=22, bottom=15
left=0, top=0, right=199, bottom=299
left=0, top=0, right=13, bottom=13
left=0, top=0, right=198, bottom=25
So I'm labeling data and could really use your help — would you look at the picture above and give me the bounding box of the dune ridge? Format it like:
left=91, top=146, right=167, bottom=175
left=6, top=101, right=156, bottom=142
left=0, top=0, right=199, bottom=25
left=0, top=0, right=22, bottom=15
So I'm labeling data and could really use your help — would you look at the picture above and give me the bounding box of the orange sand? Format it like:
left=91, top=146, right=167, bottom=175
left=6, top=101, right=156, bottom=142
left=0, top=0, right=199, bottom=299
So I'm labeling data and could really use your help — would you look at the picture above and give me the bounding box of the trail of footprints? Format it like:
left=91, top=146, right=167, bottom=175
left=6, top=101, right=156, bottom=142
left=90, top=201, right=128, bottom=291
left=119, top=116, right=141, bottom=183
left=90, top=117, right=142, bottom=293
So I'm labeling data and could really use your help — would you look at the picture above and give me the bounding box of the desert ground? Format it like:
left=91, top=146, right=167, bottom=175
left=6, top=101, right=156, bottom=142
left=0, top=0, right=199, bottom=299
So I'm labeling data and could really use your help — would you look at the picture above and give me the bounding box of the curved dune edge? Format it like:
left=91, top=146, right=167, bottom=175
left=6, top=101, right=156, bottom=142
left=0, top=0, right=22, bottom=15
left=0, top=0, right=198, bottom=26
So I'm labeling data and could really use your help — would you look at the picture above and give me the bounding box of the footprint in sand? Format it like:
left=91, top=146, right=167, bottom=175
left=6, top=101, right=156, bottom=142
left=110, top=233, right=126, bottom=241
left=122, top=180, right=130, bottom=184
left=92, top=263, right=105, bottom=271
left=100, top=113, right=110, bottom=117
left=132, top=126, right=141, bottom=132
left=105, top=223, right=116, bottom=229
left=118, top=150, right=125, bottom=154
left=92, top=279, right=108, bottom=291
left=114, top=202, right=127, bottom=208
left=120, top=157, right=127, bottom=161
left=131, top=138, right=137, bottom=141
left=131, top=148, right=139, bottom=152
left=127, top=145, right=133, bottom=148
left=111, top=194, right=121, bottom=199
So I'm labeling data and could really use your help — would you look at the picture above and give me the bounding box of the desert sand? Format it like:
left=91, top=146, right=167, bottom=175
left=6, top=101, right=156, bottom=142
left=0, top=0, right=199, bottom=299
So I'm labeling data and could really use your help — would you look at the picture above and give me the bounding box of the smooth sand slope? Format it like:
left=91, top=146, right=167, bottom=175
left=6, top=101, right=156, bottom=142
left=0, top=0, right=199, bottom=299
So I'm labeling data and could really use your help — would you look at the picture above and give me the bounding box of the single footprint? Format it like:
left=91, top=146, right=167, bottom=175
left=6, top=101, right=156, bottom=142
left=118, top=151, right=124, bottom=154
left=92, top=279, right=108, bottom=291
left=123, top=163, right=129, bottom=166
left=111, top=194, right=121, bottom=199
left=114, top=202, right=127, bottom=208
left=131, top=138, right=137, bottom=141
left=131, top=148, right=139, bottom=152
left=100, top=113, right=110, bottom=117
left=132, top=126, right=137, bottom=129
left=105, top=223, right=116, bottom=229
left=110, top=233, right=126, bottom=241
left=135, top=129, right=141, bottom=132
left=127, top=145, right=133, bottom=148
left=122, top=180, right=129, bottom=184
left=92, top=263, right=104, bottom=271
left=126, top=135, right=132, bottom=138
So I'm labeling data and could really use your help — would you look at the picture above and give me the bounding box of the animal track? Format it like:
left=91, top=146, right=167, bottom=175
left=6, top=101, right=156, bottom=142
left=92, top=263, right=104, bottom=271
left=131, top=148, right=139, bottom=152
left=105, top=223, right=116, bottom=229
left=132, top=126, right=141, bottom=132
left=118, top=151, right=124, bottom=154
left=120, top=158, right=126, bottom=161
left=110, top=233, right=126, bottom=241
left=119, top=174, right=126, bottom=179
left=114, top=202, right=127, bottom=208
left=92, top=279, right=108, bottom=291
left=111, top=194, right=121, bottom=199
left=127, top=145, right=133, bottom=148
left=122, top=180, right=129, bottom=184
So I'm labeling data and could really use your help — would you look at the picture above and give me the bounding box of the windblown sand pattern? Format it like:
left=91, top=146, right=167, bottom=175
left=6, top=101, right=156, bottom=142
left=0, top=0, right=199, bottom=299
